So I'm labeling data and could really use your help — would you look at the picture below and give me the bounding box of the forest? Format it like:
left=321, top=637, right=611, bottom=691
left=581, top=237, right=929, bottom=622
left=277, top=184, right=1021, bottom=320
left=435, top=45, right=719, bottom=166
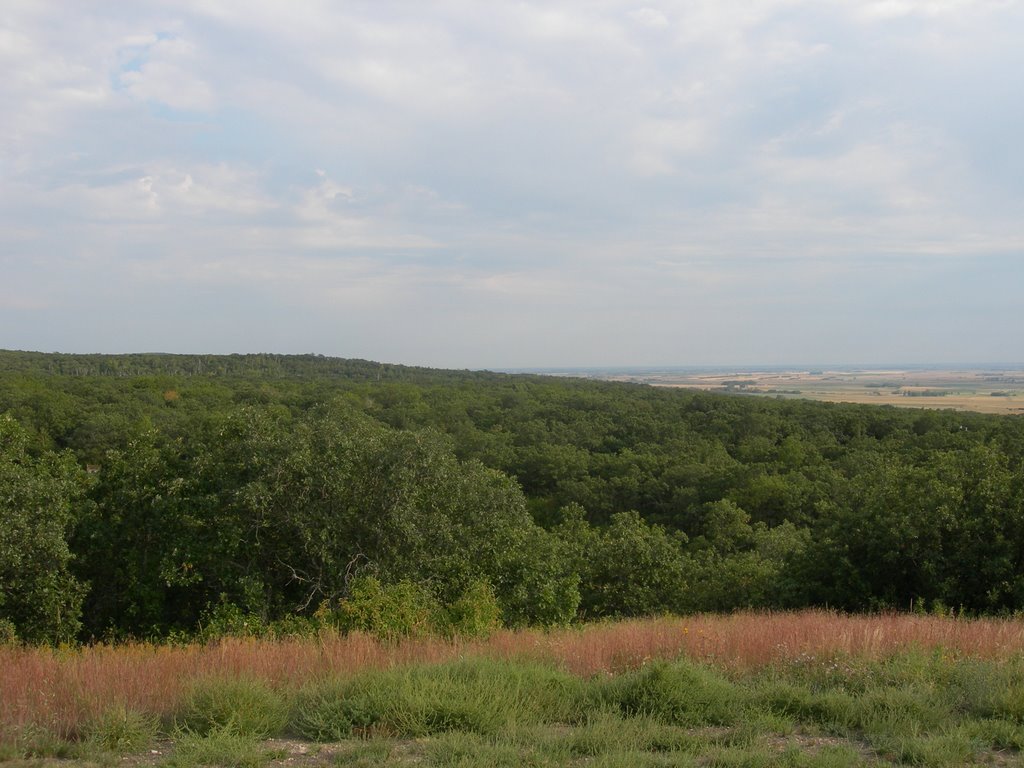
left=2, top=350, right=1024, bottom=645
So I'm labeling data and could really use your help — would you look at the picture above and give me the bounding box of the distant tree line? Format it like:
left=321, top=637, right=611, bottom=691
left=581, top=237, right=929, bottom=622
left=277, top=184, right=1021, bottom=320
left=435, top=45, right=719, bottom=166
left=1, top=351, right=1023, bottom=643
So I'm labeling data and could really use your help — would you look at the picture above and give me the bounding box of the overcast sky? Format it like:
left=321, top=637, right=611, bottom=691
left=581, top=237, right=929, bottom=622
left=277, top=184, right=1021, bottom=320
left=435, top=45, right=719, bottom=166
left=2, top=0, right=1022, bottom=368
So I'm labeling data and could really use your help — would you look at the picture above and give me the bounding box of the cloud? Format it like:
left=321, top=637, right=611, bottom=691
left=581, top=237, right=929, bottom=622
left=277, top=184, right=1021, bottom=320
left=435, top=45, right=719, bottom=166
left=0, top=7, right=112, bottom=152
left=854, top=0, right=984, bottom=21
left=117, top=35, right=216, bottom=111
left=30, top=163, right=274, bottom=224
left=1, top=0, right=1022, bottom=366
left=629, top=117, right=710, bottom=176
left=630, top=8, right=670, bottom=29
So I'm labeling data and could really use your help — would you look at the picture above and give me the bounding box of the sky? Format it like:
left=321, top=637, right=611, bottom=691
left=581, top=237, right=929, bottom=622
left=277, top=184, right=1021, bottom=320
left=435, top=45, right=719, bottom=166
left=2, top=0, right=1023, bottom=369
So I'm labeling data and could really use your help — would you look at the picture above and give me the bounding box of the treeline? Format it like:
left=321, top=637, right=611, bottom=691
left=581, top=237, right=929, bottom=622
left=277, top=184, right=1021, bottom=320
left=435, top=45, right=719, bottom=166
left=2, top=351, right=1024, bottom=643
left=0, top=350, right=495, bottom=381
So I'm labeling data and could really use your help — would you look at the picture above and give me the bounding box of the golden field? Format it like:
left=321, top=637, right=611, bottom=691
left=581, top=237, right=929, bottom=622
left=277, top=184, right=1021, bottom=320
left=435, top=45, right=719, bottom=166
left=597, top=368, right=1024, bottom=415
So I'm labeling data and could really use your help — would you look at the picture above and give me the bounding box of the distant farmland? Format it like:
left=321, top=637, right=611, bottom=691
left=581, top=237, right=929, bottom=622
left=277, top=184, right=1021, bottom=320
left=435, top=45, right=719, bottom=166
left=560, top=367, right=1024, bottom=415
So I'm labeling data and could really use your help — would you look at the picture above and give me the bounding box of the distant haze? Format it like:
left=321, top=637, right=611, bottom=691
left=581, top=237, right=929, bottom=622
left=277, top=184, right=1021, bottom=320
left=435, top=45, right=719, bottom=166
left=2, top=1, right=1023, bottom=368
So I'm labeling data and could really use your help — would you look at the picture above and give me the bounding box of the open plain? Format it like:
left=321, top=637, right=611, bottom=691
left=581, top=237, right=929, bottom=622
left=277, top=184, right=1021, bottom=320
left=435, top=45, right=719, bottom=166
left=583, top=367, right=1024, bottom=415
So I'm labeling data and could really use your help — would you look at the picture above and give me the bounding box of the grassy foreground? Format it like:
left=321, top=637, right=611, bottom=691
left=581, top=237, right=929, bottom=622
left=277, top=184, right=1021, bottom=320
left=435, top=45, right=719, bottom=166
left=4, top=611, right=1024, bottom=767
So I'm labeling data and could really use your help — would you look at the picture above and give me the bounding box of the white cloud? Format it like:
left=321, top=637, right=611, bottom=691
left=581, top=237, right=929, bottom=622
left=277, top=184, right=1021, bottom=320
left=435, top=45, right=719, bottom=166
left=38, top=163, right=274, bottom=221
left=2, top=0, right=1023, bottom=365
left=629, top=7, right=670, bottom=28
left=628, top=117, right=709, bottom=176
left=855, top=0, right=983, bottom=20
left=291, top=172, right=437, bottom=250
left=0, top=8, right=113, bottom=150
left=117, top=35, right=215, bottom=111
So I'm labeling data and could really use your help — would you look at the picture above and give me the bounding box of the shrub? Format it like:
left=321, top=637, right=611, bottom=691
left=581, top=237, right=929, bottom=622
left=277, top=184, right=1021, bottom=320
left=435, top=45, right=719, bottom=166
left=332, top=576, right=442, bottom=639
left=267, top=613, right=323, bottom=639
left=176, top=676, right=288, bottom=738
left=289, top=658, right=588, bottom=740
left=197, top=597, right=267, bottom=642
left=0, top=618, right=17, bottom=645
left=444, top=579, right=502, bottom=638
left=290, top=678, right=369, bottom=741
left=604, top=660, right=745, bottom=726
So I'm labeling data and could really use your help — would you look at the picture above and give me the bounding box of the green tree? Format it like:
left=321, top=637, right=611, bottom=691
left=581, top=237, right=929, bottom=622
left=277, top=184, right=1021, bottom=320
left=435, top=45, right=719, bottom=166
left=809, top=457, right=953, bottom=610
left=0, top=414, right=85, bottom=643
left=76, top=405, right=580, bottom=637
left=74, top=427, right=212, bottom=637
left=681, top=500, right=809, bottom=611
left=575, top=510, right=688, bottom=618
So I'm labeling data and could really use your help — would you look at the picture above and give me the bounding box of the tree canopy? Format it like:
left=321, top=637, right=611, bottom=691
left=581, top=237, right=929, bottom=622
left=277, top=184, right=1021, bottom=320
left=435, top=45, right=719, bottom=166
left=2, top=350, right=1023, bottom=642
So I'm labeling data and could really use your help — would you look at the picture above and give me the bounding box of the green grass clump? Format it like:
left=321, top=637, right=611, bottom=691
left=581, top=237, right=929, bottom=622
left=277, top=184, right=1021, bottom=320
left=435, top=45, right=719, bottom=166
left=602, top=659, right=746, bottom=726
left=425, top=731, right=528, bottom=768
left=332, top=741, right=397, bottom=767
left=289, top=657, right=587, bottom=741
left=0, top=724, right=79, bottom=760
left=755, top=680, right=858, bottom=733
left=290, top=677, right=363, bottom=741
left=755, top=664, right=951, bottom=741
left=870, top=731, right=976, bottom=768
left=565, top=712, right=707, bottom=757
left=854, top=685, right=950, bottom=736
left=963, top=716, right=1024, bottom=750
left=705, top=745, right=867, bottom=768
left=163, top=724, right=271, bottom=768
left=587, top=751, right=698, bottom=768
left=84, top=704, right=159, bottom=754
left=176, top=675, right=289, bottom=738
left=933, top=655, right=1024, bottom=727
left=783, top=745, right=865, bottom=768
left=288, top=652, right=1024, bottom=765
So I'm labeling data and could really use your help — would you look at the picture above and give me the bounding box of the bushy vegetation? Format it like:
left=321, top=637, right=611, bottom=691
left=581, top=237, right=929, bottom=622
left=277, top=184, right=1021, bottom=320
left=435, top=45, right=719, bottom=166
left=1, top=351, right=1023, bottom=643
left=0, top=414, right=84, bottom=643
left=176, top=677, right=290, bottom=738
left=7, top=644, right=1024, bottom=766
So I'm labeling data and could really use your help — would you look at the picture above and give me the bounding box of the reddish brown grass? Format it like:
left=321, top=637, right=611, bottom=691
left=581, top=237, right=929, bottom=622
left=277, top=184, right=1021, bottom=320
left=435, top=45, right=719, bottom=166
left=538, top=611, right=1024, bottom=675
left=3, top=610, right=1024, bottom=739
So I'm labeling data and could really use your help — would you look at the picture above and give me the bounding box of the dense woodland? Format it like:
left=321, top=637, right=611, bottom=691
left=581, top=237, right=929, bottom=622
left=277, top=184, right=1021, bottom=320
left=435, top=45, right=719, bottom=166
left=2, top=350, right=1024, bottom=644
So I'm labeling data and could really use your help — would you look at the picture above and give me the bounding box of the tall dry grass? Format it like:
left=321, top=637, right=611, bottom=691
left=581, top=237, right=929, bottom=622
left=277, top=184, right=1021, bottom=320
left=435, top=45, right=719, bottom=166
left=4, top=610, right=1024, bottom=739
left=538, top=611, right=1024, bottom=675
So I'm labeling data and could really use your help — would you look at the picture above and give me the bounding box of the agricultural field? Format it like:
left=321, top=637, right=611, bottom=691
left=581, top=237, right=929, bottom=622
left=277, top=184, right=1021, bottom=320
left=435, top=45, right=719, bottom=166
left=4, top=612, right=1024, bottom=768
left=582, top=367, right=1024, bottom=415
